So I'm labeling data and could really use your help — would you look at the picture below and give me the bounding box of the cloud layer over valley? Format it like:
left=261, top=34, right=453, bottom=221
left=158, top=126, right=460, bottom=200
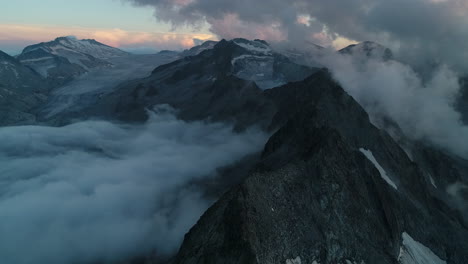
left=0, top=106, right=268, bottom=264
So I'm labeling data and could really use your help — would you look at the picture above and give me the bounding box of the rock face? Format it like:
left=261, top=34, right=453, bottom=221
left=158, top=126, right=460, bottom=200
left=169, top=71, right=468, bottom=264
left=0, top=50, right=48, bottom=125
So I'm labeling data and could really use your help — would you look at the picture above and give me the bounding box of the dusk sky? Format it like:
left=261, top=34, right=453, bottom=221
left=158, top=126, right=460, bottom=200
left=0, top=0, right=215, bottom=54
left=2, top=0, right=468, bottom=71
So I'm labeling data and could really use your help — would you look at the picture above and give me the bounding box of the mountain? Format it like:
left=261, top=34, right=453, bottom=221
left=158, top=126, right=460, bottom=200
left=53, top=38, right=316, bottom=126
left=16, top=36, right=129, bottom=86
left=278, top=41, right=393, bottom=70
left=169, top=70, right=468, bottom=264
left=49, top=39, right=467, bottom=263
left=0, top=50, right=48, bottom=125
left=339, top=41, right=393, bottom=61
left=20, top=36, right=129, bottom=60
left=228, top=38, right=317, bottom=89
left=3, top=36, right=467, bottom=263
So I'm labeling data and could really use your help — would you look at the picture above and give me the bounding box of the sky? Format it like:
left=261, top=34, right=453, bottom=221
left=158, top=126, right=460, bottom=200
left=2, top=0, right=468, bottom=70
left=123, top=0, right=468, bottom=72
left=0, top=0, right=215, bottom=54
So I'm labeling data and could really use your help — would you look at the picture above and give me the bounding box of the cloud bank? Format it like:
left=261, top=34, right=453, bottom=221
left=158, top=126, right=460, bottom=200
left=0, top=106, right=267, bottom=264
left=126, top=0, right=468, bottom=70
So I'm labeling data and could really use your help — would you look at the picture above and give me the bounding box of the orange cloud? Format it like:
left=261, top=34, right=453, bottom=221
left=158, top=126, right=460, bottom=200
left=0, top=24, right=216, bottom=51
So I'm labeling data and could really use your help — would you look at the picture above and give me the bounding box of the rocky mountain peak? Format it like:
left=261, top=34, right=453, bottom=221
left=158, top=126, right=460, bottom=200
left=340, top=41, right=393, bottom=61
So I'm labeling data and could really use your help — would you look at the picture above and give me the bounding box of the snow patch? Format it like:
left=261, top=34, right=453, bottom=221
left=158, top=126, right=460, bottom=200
left=234, top=41, right=272, bottom=55
left=20, top=57, right=54, bottom=63
left=286, top=256, right=302, bottom=264
left=231, top=54, right=270, bottom=66
left=398, top=232, right=446, bottom=264
left=428, top=174, right=437, bottom=188
left=359, top=148, right=398, bottom=190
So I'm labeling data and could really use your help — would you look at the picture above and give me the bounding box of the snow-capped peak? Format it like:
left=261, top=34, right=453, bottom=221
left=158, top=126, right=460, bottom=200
left=22, top=36, right=128, bottom=60
left=17, top=37, right=129, bottom=82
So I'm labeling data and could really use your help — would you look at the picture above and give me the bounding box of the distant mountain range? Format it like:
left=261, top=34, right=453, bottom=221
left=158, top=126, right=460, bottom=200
left=1, top=37, right=467, bottom=264
left=0, top=37, right=179, bottom=125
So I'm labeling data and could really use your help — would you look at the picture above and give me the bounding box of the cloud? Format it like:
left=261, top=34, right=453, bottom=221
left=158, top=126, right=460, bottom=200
left=124, top=0, right=468, bottom=159
left=316, top=50, right=468, bottom=159
left=0, top=24, right=216, bottom=53
left=0, top=106, right=268, bottom=264
left=125, top=0, right=468, bottom=71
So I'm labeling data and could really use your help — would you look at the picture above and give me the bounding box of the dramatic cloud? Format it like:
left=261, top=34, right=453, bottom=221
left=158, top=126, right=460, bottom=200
left=0, top=106, right=267, bottom=264
left=316, top=51, right=468, bottom=159
left=126, top=0, right=468, bottom=70
left=0, top=24, right=216, bottom=54
left=124, top=0, right=468, bottom=158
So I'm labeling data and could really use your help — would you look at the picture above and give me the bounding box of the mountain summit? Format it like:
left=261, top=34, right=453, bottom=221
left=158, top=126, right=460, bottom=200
left=21, top=36, right=129, bottom=60
left=16, top=36, right=128, bottom=86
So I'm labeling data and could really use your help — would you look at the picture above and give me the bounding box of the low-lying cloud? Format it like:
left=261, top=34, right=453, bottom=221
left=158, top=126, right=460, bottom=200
left=0, top=106, right=267, bottom=264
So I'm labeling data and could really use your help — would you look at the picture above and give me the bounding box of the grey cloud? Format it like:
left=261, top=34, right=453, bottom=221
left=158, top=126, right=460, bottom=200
left=0, top=106, right=268, bottom=264
left=126, top=0, right=468, bottom=71
left=125, top=0, right=468, bottom=158
left=317, top=51, right=468, bottom=159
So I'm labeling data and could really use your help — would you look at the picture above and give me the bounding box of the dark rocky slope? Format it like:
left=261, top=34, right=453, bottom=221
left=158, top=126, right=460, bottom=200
left=169, top=71, right=468, bottom=264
